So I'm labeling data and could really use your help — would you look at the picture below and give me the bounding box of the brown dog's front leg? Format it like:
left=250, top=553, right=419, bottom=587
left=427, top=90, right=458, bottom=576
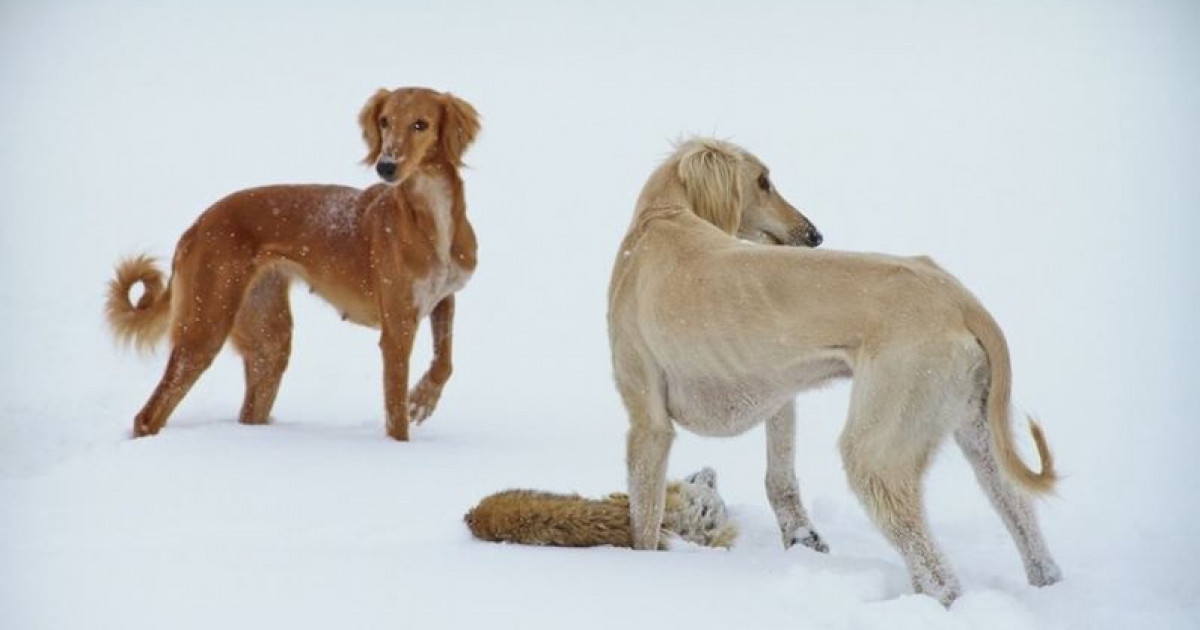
left=409, top=296, right=455, bottom=425
left=379, top=301, right=418, bottom=441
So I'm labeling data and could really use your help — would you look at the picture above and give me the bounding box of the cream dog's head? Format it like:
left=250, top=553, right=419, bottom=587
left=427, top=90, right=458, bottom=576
left=675, top=138, right=821, bottom=247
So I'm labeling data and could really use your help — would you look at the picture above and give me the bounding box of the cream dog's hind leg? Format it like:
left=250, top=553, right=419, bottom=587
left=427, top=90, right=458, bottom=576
left=955, top=412, right=1063, bottom=586
left=838, top=350, right=964, bottom=605
left=766, top=401, right=828, bottom=552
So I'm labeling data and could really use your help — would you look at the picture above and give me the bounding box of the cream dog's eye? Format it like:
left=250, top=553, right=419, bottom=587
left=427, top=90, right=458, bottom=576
left=758, top=174, right=771, bottom=192
left=379, top=117, right=390, bottom=129
left=412, top=119, right=429, bottom=131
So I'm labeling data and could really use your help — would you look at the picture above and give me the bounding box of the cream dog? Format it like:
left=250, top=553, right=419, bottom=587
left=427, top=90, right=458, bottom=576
left=608, top=138, right=1060, bottom=605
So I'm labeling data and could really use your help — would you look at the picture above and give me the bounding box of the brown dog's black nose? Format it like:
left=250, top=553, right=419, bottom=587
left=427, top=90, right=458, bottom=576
left=806, top=227, right=823, bottom=247
left=376, top=161, right=397, bottom=180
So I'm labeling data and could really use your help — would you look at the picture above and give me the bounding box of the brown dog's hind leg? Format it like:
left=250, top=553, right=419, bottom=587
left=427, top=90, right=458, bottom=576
left=131, top=257, right=254, bottom=437
left=231, top=268, right=293, bottom=425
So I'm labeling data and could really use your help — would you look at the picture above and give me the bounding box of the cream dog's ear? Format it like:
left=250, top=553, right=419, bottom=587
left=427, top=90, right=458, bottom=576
left=358, top=88, right=390, bottom=165
left=677, top=140, right=744, bottom=235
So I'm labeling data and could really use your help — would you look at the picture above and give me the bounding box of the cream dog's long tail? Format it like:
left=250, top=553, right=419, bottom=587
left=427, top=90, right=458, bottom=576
left=106, top=255, right=173, bottom=351
left=964, top=305, right=1057, bottom=494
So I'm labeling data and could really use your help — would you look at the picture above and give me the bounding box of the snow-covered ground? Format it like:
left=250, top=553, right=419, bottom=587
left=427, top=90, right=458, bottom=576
left=2, top=1, right=1198, bottom=628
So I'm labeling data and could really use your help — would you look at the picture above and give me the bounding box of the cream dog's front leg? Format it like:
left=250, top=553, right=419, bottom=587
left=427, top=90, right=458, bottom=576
left=627, top=421, right=674, bottom=549
left=618, top=359, right=674, bottom=550
left=766, top=401, right=828, bottom=552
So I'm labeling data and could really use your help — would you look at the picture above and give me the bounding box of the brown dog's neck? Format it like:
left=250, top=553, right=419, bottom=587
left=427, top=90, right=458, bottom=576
left=394, top=164, right=461, bottom=213
left=392, top=161, right=457, bottom=195
left=384, top=162, right=475, bottom=273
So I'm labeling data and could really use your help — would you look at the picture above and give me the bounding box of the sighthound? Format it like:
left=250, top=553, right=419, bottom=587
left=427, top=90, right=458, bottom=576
left=107, top=87, right=480, bottom=441
left=607, top=138, right=1060, bottom=604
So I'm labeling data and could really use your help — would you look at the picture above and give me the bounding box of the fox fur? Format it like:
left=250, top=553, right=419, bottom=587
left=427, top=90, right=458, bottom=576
left=464, top=468, right=737, bottom=549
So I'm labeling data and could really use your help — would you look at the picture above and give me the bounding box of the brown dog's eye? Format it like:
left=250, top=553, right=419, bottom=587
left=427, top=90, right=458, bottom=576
left=412, top=119, right=429, bottom=132
left=758, top=174, right=771, bottom=192
left=379, top=117, right=389, bottom=130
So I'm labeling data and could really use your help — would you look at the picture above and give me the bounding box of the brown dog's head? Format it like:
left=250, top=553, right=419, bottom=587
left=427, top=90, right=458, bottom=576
left=675, top=138, right=821, bottom=247
left=358, top=87, right=480, bottom=184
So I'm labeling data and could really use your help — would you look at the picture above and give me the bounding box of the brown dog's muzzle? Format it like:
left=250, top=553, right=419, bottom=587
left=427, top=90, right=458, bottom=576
left=376, top=160, right=398, bottom=183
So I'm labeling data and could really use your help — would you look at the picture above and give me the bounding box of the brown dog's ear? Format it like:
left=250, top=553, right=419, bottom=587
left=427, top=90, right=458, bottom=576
left=439, top=93, right=480, bottom=167
left=677, top=140, right=744, bottom=235
left=358, top=88, right=390, bottom=165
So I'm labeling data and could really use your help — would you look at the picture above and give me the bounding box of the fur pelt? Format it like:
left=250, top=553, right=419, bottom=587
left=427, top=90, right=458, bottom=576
left=464, top=468, right=736, bottom=549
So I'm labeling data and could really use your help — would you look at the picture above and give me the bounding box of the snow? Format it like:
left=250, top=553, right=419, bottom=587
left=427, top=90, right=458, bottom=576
left=2, top=1, right=1198, bottom=628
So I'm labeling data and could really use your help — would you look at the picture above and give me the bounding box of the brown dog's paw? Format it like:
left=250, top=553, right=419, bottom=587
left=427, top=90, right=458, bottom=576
left=132, top=415, right=158, bottom=438
left=407, top=376, right=443, bottom=425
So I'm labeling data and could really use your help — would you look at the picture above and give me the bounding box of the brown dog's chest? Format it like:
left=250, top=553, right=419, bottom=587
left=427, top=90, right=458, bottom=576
left=414, top=262, right=472, bottom=317
left=403, top=174, right=474, bottom=316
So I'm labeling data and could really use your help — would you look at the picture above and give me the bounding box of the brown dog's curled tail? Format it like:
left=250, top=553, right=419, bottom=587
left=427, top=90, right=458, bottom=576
left=964, top=305, right=1058, bottom=495
left=106, top=255, right=172, bottom=351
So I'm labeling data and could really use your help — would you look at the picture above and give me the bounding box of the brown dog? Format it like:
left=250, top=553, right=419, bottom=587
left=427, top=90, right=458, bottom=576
left=106, top=87, right=481, bottom=440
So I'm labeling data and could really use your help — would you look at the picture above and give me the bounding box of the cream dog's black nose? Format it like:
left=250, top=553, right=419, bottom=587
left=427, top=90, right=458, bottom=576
left=376, top=161, right=397, bottom=180
left=806, top=228, right=823, bottom=247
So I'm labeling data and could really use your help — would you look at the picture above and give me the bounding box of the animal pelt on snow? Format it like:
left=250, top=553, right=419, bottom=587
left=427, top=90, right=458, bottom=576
left=464, top=467, right=737, bottom=549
